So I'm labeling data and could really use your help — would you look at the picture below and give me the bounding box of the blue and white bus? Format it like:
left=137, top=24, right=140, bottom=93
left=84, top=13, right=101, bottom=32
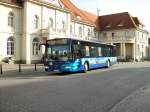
left=42, top=38, right=117, bottom=73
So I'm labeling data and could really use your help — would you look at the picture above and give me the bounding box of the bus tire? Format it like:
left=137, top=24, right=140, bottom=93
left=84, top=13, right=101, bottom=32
left=83, top=62, right=89, bottom=73
left=107, top=60, right=111, bottom=68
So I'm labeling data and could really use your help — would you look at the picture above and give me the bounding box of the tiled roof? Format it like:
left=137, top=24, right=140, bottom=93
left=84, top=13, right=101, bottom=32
left=60, top=0, right=97, bottom=25
left=98, top=12, right=141, bottom=31
left=0, top=0, right=22, bottom=6
left=80, top=9, right=98, bottom=24
left=1, top=0, right=145, bottom=31
left=133, top=17, right=145, bottom=27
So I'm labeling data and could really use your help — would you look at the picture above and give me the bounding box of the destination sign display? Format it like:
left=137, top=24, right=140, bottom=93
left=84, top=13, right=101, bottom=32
left=47, top=39, right=67, bottom=45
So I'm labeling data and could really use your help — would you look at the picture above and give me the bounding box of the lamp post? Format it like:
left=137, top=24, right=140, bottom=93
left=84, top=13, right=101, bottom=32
left=0, top=62, right=2, bottom=74
left=48, top=20, right=51, bottom=40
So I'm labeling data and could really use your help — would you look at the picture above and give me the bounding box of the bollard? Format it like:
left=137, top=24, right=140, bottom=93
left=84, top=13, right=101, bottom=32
left=35, top=64, right=37, bottom=71
left=0, top=64, right=2, bottom=74
left=19, top=64, right=21, bottom=72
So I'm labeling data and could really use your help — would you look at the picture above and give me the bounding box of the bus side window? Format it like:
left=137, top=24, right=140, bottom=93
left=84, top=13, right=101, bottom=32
left=110, top=47, right=113, bottom=57
left=102, top=47, right=106, bottom=57
left=90, top=46, right=99, bottom=57
left=85, top=46, right=90, bottom=57
left=98, top=47, right=102, bottom=56
left=72, top=44, right=81, bottom=59
left=80, top=46, right=87, bottom=58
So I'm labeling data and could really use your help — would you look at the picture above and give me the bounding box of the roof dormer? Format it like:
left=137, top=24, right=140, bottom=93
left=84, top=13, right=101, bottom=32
left=105, top=24, right=111, bottom=28
left=118, top=22, right=124, bottom=27
left=77, top=16, right=81, bottom=20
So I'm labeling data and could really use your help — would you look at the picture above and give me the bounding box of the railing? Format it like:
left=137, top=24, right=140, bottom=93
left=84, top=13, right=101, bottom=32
left=0, top=63, right=45, bottom=75
left=99, top=36, right=135, bottom=42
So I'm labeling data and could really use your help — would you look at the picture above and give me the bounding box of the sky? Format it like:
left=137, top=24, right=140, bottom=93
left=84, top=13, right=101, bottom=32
left=71, top=0, right=150, bottom=31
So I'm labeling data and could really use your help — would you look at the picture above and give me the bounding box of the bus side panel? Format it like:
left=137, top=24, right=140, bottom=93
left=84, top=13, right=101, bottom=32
left=81, top=57, right=107, bottom=70
left=60, top=57, right=117, bottom=72
left=81, top=57, right=117, bottom=70
left=88, top=57, right=105, bottom=69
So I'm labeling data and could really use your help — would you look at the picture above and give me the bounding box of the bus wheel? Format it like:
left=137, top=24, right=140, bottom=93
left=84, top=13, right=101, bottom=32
left=83, top=63, right=89, bottom=73
left=107, top=60, right=111, bottom=68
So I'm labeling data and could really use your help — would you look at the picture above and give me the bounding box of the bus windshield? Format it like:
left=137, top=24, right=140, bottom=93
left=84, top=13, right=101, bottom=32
left=46, top=45, right=69, bottom=61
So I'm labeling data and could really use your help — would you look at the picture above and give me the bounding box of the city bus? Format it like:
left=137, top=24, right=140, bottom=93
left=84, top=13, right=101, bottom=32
left=42, top=38, right=117, bottom=73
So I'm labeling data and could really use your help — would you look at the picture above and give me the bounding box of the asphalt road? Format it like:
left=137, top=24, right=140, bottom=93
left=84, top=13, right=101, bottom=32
left=0, top=63, right=150, bottom=112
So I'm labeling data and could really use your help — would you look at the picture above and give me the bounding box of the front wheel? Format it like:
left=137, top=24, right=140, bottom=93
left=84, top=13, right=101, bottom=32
left=83, top=63, right=89, bottom=73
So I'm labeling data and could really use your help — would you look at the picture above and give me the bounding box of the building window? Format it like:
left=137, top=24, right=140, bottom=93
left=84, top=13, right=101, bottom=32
left=62, top=21, right=66, bottom=31
left=79, top=27, right=82, bottom=37
left=142, top=33, right=143, bottom=39
left=8, top=12, right=14, bottom=27
left=7, top=37, right=14, bottom=55
left=112, top=32, right=115, bottom=40
left=112, top=32, right=115, bottom=37
left=125, top=31, right=129, bottom=37
left=33, top=15, right=39, bottom=29
left=138, top=32, right=140, bottom=40
left=94, top=32, right=97, bottom=38
left=87, top=28, right=91, bottom=37
left=103, top=32, right=107, bottom=37
left=49, top=18, right=53, bottom=28
left=32, top=38, right=39, bottom=55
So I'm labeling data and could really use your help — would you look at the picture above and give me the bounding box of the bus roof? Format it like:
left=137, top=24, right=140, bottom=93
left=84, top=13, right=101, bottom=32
left=46, top=38, right=116, bottom=47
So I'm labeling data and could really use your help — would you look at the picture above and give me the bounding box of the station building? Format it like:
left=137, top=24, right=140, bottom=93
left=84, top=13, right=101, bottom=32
left=98, top=12, right=150, bottom=61
left=0, top=0, right=149, bottom=63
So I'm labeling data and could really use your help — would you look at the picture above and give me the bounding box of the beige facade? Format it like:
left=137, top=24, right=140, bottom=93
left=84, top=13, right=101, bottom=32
left=0, top=3, right=23, bottom=62
left=0, top=1, right=149, bottom=63
left=0, top=0, right=96, bottom=64
left=99, top=29, right=150, bottom=61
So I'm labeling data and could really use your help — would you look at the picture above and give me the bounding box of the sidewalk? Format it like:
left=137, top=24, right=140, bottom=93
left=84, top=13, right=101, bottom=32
left=1, top=62, right=150, bottom=78
left=0, top=63, right=47, bottom=78
left=110, top=83, right=150, bottom=112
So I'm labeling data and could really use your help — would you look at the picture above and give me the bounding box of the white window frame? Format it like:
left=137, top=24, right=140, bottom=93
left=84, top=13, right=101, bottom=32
left=7, top=37, right=14, bottom=55
left=49, top=18, right=54, bottom=28
left=32, top=38, right=39, bottom=55
left=33, top=15, right=39, bottom=29
left=8, top=12, right=14, bottom=27
left=79, top=26, right=82, bottom=37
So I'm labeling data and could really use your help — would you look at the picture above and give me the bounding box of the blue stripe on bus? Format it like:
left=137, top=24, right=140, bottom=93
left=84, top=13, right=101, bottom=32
left=59, top=57, right=117, bottom=72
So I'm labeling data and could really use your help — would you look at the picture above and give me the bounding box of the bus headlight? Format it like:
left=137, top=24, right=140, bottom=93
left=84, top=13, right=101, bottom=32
left=64, top=66, right=71, bottom=69
left=45, top=66, right=49, bottom=69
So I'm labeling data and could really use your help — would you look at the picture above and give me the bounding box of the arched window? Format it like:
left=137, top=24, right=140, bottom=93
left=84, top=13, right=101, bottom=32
left=8, top=12, right=14, bottom=27
left=32, top=38, right=39, bottom=55
left=49, top=18, right=54, bottom=28
left=62, top=21, right=66, bottom=31
left=79, top=27, right=82, bottom=37
left=70, top=25, right=72, bottom=34
left=7, top=37, right=14, bottom=55
left=33, top=15, right=39, bottom=29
